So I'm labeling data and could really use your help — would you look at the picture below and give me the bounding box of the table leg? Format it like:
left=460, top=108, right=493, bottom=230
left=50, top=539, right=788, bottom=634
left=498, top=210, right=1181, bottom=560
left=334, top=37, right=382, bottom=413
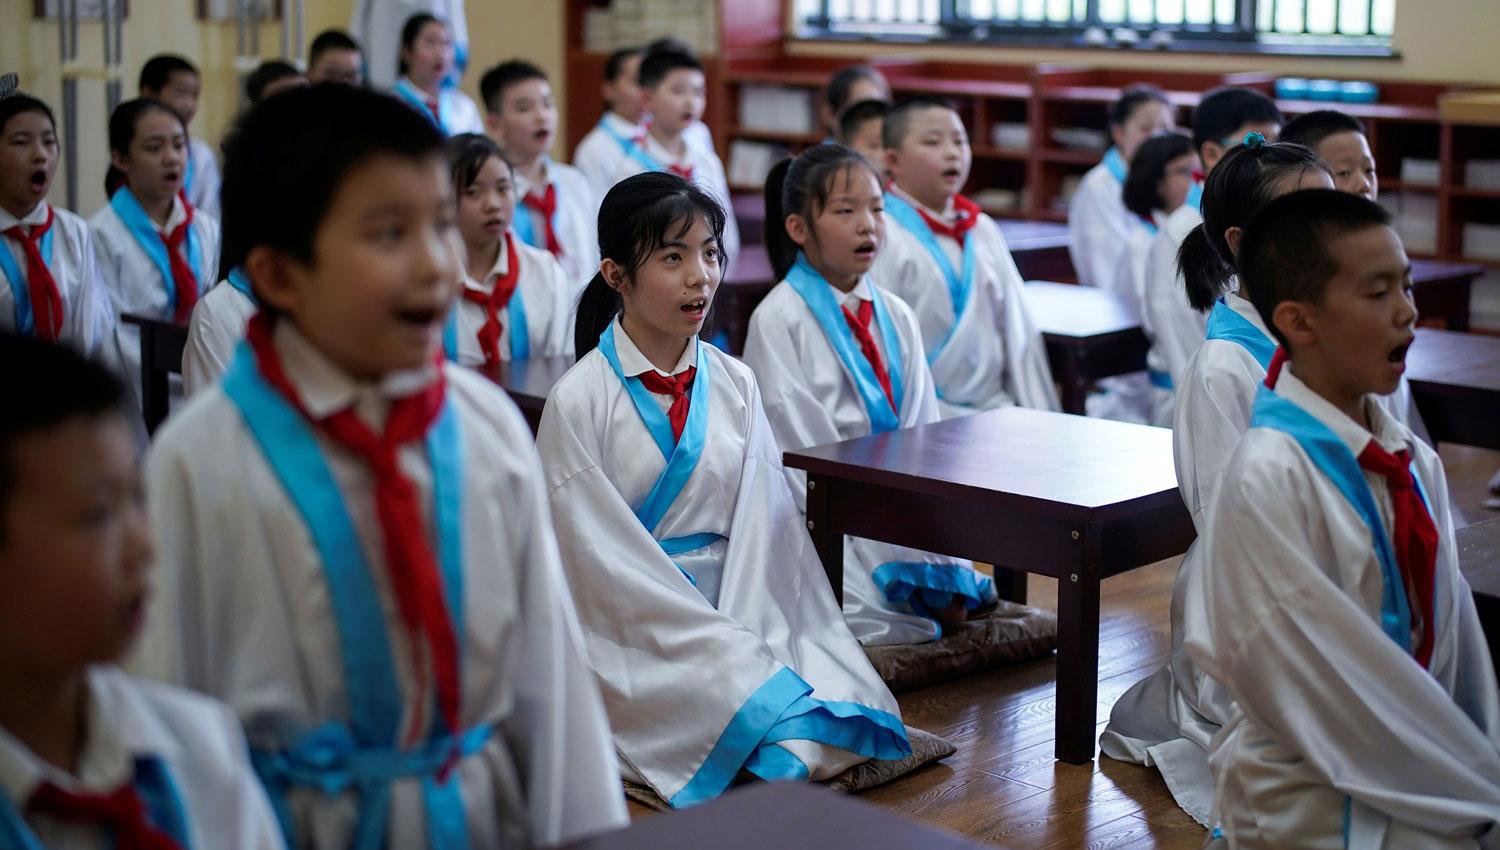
left=805, top=473, right=845, bottom=606
left=1058, top=351, right=1088, bottom=416
left=992, top=568, right=1028, bottom=605
left=1054, top=526, right=1102, bottom=764
left=139, top=341, right=168, bottom=436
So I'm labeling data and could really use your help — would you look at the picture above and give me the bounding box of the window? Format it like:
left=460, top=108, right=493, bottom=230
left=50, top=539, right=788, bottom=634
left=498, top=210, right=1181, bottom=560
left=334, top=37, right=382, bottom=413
left=794, top=0, right=1395, bottom=54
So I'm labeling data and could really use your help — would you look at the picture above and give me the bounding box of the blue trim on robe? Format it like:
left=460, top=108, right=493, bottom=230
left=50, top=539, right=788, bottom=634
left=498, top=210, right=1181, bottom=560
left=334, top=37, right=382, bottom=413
left=1188, top=180, right=1205, bottom=213
left=1149, top=369, right=1174, bottom=390
left=110, top=187, right=202, bottom=314
left=882, top=191, right=978, bottom=362
left=1205, top=297, right=1276, bottom=370
left=225, top=266, right=258, bottom=306
left=0, top=220, right=55, bottom=334
left=394, top=79, right=461, bottom=136
left=1102, top=146, right=1128, bottom=183
left=0, top=756, right=195, bottom=850
left=872, top=561, right=995, bottom=615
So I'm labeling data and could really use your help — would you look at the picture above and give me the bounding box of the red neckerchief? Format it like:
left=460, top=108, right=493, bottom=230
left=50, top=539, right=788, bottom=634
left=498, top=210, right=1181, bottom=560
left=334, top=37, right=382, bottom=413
left=913, top=195, right=981, bottom=247
left=3, top=205, right=63, bottom=340
left=159, top=201, right=199, bottom=323
left=460, top=237, right=521, bottom=368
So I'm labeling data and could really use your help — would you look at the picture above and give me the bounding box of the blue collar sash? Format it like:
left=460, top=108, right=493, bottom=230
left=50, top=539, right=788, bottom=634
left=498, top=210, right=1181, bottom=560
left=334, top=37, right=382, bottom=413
left=223, top=342, right=479, bottom=850
left=1103, top=146, right=1128, bottom=183
left=0, top=215, right=55, bottom=334
left=0, top=756, right=193, bottom=850
left=1188, top=180, right=1205, bottom=212
left=394, top=79, right=453, bottom=135
left=225, top=265, right=257, bottom=306
left=785, top=254, right=905, bottom=433
left=110, top=187, right=200, bottom=313
left=1205, top=297, right=1276, bottom=370
left=882, top=191, right=977, bottom=362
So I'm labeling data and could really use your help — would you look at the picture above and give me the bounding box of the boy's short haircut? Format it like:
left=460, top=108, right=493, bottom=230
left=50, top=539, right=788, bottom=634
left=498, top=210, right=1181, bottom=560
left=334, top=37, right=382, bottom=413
left=308, top=28, right=361, bottom=64
left=478, top=59, right=548, bottom=114
left=882, top=94, right=958, bottom=150
left=218, top=86, right=445, bottom=285
left=1191, top=86, right=1282, bottom=152
left=838, top=98, right=888, bottom=144
left=245, top=60, right=302, bottom=103
left=1238, top=188, right=1393, bottom=346
left=138, top=54, right=198, bottom=92
left=0, top=93, right=55, bottom=135
left=1110, top=83, right=1171, bottom=127
left=0, top=333, right=125, bottom=517
left=603, top=47, right=642, bottom=83
left=637, top=49, right=702, bottom=91
left=1279, top=109, right=1367, bottom=151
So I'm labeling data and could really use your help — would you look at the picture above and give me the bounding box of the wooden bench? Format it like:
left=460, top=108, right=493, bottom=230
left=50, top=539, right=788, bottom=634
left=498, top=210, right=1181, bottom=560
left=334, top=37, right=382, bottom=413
left=1022, top=281, right=1149, bottom=415
left=120, top=313, right=188, bottom=436
left=1406, top=327, right=1500, bottom=451
left=783, top=407, right=1195, bottom=763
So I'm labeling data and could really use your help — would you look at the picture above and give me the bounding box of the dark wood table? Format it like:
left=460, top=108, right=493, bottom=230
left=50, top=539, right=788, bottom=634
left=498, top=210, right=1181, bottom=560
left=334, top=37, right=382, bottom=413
left=784, top=407, right=1195, bottom=763
left=1411, top=259, right=1485, bottom=332
left=1458, top=517, right=1500, bottom=678
left=479, top=354, right=575, bottom=434
left=1406, top=327, right=1500, bottom=451
left=998, top=218, right=1075, bottom=282
left=559, top=781, right=999, bottom=850
left=120, top=313, right=188, bottom=436
left=707, top=244, right=777, bottom=355
left=1022, top=281, right=1150, bottom=415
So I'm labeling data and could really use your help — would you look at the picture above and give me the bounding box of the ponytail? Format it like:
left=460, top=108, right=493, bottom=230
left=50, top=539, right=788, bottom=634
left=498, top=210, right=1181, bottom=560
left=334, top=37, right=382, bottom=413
left=573, top=272, right=623, bottom=360
left=763, top=157, right=796, bottom=282
left=1177, top=225, right=1231, bottom=312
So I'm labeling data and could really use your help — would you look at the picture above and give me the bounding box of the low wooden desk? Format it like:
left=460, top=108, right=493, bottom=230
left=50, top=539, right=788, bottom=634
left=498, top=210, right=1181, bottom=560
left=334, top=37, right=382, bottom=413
left=1458, top=517, right=1500, bottom=677
left=1022, top=281, right=1150, bottom=415
left=559, top=781, right=998, bottom=850
left=1411, top=259, right=1485, bottom=332
left=1406, top=328, right=1500, bottom=451
left=784, top=407, right=1195, bottom=763
left=480, top=355, right=575, bottom=434
left=120, top=313, right=188, bottom=436
left=998, top=218, right=1075, bottom=282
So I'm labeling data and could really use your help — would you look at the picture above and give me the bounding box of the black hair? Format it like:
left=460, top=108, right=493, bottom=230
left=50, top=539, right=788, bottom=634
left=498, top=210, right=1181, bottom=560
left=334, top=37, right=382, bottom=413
left=574, top=172, right=726, bottom=358
left=309, top=28, right=361, bottom=65
left=218, top=85, right=445, bottom=298
left=838, top=98, right=888, bottom=145
left=1176, top=140, right=1330, bottom=311
left=398, top=13, right=445, bottom=77
left=638, top=49, right=702, bottom=91
left=0, top=93, right=55, bottom=137
left=1239, top=188, right=1394, bottom=347
left=479, top=59, right=548, bottom=114
left=1122, top=132, right=1194, bottom=220
left=444, top=132, right=510, bottom=194
left=604, top=47, right=642, bottom=83
left=1110, top=84, right=1171, bottom=127
left=0, top=333, right=126, bottom=522
left=245, top=60, right=304, bottom=103
left=1279, top=109, right=1367, bottom=151
left=825, top=64, right=890, bottom=115
left=764, top=143, right=883, bottom=282
left=882, top=94, right=958, bottom=150
left=108, top=97, right=186, bottom=157
left=1190, top=86, right=1282, bottom=155
left=139, top=54, right=197, bottom=93
left=644, top=37, right=695, bottom=57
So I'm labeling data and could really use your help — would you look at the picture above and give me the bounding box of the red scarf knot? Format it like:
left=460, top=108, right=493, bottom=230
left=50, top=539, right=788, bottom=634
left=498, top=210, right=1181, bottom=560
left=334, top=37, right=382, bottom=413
left=841, top=298, right=895, bottom=412
left=460, top=237, right=521, bottom=369
left=637, top=364, right=696, bottom=442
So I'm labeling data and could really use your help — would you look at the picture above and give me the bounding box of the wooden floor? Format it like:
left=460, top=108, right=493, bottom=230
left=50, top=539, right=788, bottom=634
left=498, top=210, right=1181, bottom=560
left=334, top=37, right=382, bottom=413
left=625, top=445, right=1500, bottom=848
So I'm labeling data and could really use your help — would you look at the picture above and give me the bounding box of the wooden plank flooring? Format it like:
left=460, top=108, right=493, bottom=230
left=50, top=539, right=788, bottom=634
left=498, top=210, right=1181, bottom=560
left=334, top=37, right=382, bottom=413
left=624, top=445, right=1500, bottom=848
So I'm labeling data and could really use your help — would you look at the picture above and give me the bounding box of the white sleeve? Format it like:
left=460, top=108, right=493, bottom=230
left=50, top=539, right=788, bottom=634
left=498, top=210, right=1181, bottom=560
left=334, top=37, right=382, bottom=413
left=988, top=227, right=1059, bottom=411
left=1171, top=347, right=1256, bottom=527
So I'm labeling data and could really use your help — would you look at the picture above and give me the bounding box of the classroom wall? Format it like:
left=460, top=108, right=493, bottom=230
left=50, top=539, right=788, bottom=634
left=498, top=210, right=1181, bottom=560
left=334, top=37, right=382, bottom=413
left=3, top=0, right=569, bottom=215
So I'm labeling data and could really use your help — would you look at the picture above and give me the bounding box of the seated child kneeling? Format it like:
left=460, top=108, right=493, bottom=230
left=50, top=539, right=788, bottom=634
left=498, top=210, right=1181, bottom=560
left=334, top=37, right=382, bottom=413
left=742, top=144, right=996, bottom=646
left=0, top=333, right=282, bottom=848
left=1185, top=189, right=1500, bottom=847
left=535, top=171, right=910, bottom=808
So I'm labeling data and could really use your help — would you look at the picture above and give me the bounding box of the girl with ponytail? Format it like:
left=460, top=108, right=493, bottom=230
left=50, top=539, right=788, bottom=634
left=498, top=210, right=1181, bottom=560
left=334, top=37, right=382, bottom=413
left=536, top=170, right=909, bottom=809
left=1102, top=135, right=1422, bottom=825
left=743, top=143, right=998, bottom=648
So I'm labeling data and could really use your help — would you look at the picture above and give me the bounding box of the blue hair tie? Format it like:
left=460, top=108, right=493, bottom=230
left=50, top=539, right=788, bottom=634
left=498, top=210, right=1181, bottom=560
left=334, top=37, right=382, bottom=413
left=1243, top=131, right=1267, bottom=149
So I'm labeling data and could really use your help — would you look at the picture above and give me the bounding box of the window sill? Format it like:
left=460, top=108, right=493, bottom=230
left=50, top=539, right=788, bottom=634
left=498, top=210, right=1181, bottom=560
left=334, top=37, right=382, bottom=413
left=793, top=29, right=1399, bottom=61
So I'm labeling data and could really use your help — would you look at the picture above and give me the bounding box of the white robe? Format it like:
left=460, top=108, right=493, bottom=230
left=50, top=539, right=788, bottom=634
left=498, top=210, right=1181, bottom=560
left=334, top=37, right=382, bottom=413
left=611, top=131, right=740, bottom=265
left=535, top=319, right=906, bottom=805
left=573, top=111, right=643, bottom=207
left=870, top=199, right=1058, bottom=418
left=0, top=666, right=283, bottom=850
left=1085, top=219, right=1158, bottom=424
left=0, top=202, right=115, bottom=356
left=1141, top=203, right=1206, bottom=426
left=186, top=137, right=220, bottom=221
left=135, top=321, right=627, bottom=848
left=1067, top=158, right=1133, bottom=294
left=453, top=235, right=573, bottom=367
left=742, top=274, right=996, bottom=646
left=1185, top=368, right=1500, bottom=849
left=513, top=161, right=601, bottom=296
left=183, top=279, right=257, bottom=395
left=391, top=77, right=483, bottom=136
left=352, top=0, right=468, bottom=90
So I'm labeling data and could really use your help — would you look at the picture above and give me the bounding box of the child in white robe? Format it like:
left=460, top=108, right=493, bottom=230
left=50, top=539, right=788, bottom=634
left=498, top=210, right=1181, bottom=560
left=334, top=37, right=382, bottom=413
left=480, top=60, right=600, bottom=292
left=390, top=14, right=483, bottom=137
left=353, top=0, right=467, bottom=90
left=537, top=171, right=909, bottom=808
left=182, top=268, right=258, bottom=394
left=1140, top=87, right=1280, bottom=425
left=573, top=47, right=646, bottom=203
left=743, top=143, right=997, bottom=647
left=610, top=48, right=741, bottom=264
left=869, top=96, right=1056, bottom=418
left=134, top=85, right=626, bottom=849
left=0, top=334, right=283, bottom=849
left=1185, top=188, right=1500, bottom=848
left=1067, top=84, right=1174, bottom=295
left=0, top=93, right=113, bottom=355
left=138, top=55, right=220, bottom=220
left=90, top=98, right=219, bottom=429
left=445, top=133, right=571, bottom=368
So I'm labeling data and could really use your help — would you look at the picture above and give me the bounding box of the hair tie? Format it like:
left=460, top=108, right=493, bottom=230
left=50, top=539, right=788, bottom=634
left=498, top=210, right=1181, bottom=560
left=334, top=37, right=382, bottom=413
left=1243, top=131, right=1266, bottom=149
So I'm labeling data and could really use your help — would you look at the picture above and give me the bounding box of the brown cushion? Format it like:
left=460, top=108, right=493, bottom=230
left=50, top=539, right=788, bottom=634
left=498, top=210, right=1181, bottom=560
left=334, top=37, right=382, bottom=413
left=622, top=725, right=956, bottom=812
left=864, top=601, right=1058, bottom=693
